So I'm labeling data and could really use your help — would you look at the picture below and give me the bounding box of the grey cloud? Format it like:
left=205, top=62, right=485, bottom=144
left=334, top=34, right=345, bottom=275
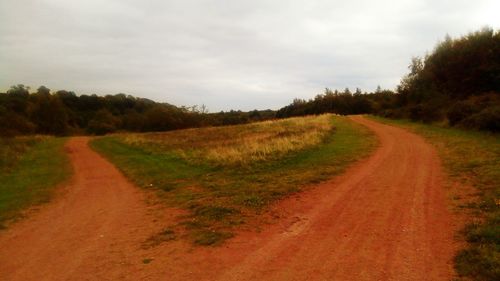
left=1, top=0, right=499, bottom=111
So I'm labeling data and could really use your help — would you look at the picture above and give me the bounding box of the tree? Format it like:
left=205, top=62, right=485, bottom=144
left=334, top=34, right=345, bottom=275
left=29, top=95, right=69, bottom=135
left=1, top=84, right=276, bottom=135
left=87, top=109, right=119, bottom=135
left=6, top=84, right=30, bottom=113
left=36, top=86, right=50, bottom=96
left=394, top=27, right=500, bottom=126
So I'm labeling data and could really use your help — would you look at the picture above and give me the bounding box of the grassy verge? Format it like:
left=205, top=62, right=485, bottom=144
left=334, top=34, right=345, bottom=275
left=0, top=137, right=71, bottom=228
left=368, top=115, right=499, bottom=281
left=91, top=115, right=377, bottom=245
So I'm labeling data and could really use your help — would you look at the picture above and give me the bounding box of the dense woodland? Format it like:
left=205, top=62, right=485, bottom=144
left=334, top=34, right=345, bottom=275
left=278, top=27, right=500, bottom=132
left=0, top=87, right=274, bottom=136
left=1, top=27, right=499, bottom=136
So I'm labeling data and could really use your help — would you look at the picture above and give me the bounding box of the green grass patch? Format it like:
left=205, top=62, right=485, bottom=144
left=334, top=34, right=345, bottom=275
left=91, top=115, right=377, bottom=246
left=369, top=115, right=499, bottom=281
left=0, top=137, right=71, bottom=228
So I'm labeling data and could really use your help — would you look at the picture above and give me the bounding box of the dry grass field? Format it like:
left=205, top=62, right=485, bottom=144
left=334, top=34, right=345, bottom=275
left=120, top=114, right=334, bottom=165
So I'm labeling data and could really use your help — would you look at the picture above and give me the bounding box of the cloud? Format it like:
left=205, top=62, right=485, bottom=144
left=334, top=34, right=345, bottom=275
left=1, top=0, right=498, bottom=111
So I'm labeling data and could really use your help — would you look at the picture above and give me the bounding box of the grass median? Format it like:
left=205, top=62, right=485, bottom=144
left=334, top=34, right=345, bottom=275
left=91, top=115, right=377, bottom=245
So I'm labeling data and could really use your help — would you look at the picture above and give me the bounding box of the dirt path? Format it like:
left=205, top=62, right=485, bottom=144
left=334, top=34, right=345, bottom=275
left=209, top=116, right=457, bottom=281
left=0, top=117, right=456, bottom=281
left=0, top=137, right=173, bottom=281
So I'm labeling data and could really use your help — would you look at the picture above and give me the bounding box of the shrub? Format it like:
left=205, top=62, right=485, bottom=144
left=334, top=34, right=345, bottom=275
left=0, top=111, right=36, bottom=137
left=409, top=104, right=424, bottom=121
left=447, top=101, right=478, bottom=126
left=461, top=106, right=500, bottom=132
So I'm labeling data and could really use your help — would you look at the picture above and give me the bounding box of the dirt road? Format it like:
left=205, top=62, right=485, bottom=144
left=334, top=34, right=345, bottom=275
left=0, top=137, right=172, bottom=280
left=0, top=117, right=456, bottom=281
left=212, top=116, right=456, bottom=281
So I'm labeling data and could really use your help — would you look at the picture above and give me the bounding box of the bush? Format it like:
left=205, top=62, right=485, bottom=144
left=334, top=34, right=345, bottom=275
left=409, top=104, right=424, bottom=121
left=447, top=101, right=478, bottom=126
left=455, top=245, right=500, bottom=281
left=379, top=108, right=406, bottom=119
left=87, top=120, right=117, bottom=135
left=421, top=102, right=445, bottom=123
left=0, top=111, right=36, bottom=137
left=461, top=106, right=500, bottom=132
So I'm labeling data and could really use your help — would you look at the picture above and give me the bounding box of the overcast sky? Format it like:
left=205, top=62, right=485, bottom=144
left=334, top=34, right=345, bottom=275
left=1, top=0, right=498, bottom=111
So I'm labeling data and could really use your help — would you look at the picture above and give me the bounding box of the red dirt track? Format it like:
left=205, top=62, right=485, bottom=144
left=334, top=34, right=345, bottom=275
left=0, top=116, right=456, bottom=281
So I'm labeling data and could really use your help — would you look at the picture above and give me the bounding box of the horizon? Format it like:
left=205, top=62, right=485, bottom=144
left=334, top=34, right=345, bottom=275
left=1, top=0, right=499, bottom=111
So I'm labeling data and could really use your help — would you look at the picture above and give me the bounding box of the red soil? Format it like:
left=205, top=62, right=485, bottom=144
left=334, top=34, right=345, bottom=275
left=0, top=116, right=457, bottom=280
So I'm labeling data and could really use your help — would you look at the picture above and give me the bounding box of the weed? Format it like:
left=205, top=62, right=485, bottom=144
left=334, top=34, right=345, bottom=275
left=193, top=230, right=234, bottom=246
left=194, top=206, right=239, bottom=221
left=142, top=228, right=177, bottom=248
left=236, top=194, right=266, bottom=208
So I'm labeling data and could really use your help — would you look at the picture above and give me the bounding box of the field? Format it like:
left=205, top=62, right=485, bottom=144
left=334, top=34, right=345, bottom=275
left=121, top=114, right=334, bottom=166
left=0, top=136, right=71, bottom=228
left=369, top=116, right=500, bottom=281
left=91, top=114, right=377, bottom=245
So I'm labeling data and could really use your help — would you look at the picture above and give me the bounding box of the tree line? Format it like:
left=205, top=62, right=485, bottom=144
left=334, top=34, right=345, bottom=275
left=2, top=27, right=498, bottom=136
left=0, top=86, right=274, bottom=136
left=277, top=27, right=499, bottom=132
